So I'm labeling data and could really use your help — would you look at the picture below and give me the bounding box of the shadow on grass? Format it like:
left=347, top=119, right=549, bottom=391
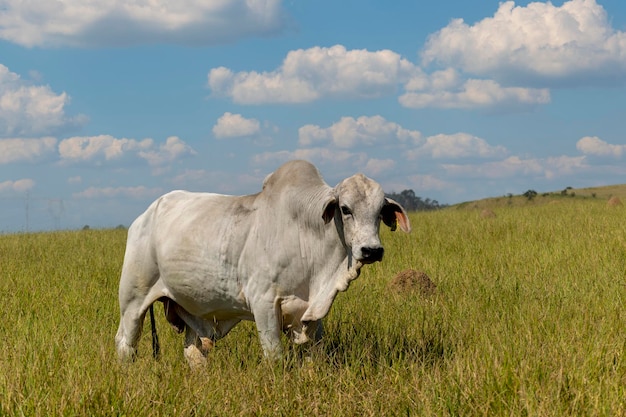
left=283, top=316, right=453, bottom=371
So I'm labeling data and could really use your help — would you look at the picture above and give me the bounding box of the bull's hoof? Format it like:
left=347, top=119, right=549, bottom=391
left=116, top=342, right=137, bottom=363
left=199, top=337, right=214, bottom=355
left=184, top=345, right=208, bottom=370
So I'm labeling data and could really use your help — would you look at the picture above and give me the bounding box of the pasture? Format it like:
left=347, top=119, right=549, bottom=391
left=1, top=198, right=625, bottom=416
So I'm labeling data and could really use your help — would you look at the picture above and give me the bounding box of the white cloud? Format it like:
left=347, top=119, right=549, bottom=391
left=208, top=45, right=418, bottom=104
left=253, top=148, right=368, bottom=170
left=58, top=135, right=196, bottom=167
left=59, top=135, right=153, bottom=163
left=421, top=0, right=626, bottom=85
left=0, top=178, right=35, bottom=193
left=407, top=174, right=451, bottom=192
left=407, top=133, right=507, bottom=160
left=0, top=0, right=288, bottom=47
left=138, top=136, right=197, bottom=166
left=443, top=156, right=543, bottom=178
left=208, top=44, right=553, bottom=110
left=442, top=155, right=588, bottom=179
left=73, top=185, right=163, bottom=200
left=299, top=115, right=422, bottom=148
left=404, top=68, right=459, bottom=92
left=212, top=112, right=261, bottom=139
left=0, top=137, right=57, bottom=164
left=400, top=78, right=550, bottom=109
left=364, top=158, right=395, bottom=176
left=542, top=155, right=589, bottom=179
left=576, top=136, right=626, bottom=157
left=0, top=64, right=85, bottom=137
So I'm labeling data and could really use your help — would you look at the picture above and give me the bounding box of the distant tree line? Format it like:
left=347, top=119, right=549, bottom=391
left=385, top=189, right=447, bottom=212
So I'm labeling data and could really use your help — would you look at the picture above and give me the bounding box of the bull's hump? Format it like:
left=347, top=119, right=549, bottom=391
left=262, top=160, right=326, bottom=193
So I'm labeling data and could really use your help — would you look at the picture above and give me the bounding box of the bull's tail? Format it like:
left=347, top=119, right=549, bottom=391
left=149, top=304, right=160, bottom=360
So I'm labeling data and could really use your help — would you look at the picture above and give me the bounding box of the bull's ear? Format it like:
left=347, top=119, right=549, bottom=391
left=382, top=198, right=411, bottom=233
left=322, top=197, right=337, bottom=224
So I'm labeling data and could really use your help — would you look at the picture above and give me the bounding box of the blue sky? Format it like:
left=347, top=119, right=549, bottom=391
left=1, top=0, right=625, bottom=232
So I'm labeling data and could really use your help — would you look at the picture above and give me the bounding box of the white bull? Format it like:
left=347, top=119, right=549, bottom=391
left=115, top=160, right=411, bottom=367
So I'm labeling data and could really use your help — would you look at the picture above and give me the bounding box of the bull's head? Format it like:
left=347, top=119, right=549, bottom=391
left=322, top=174, right=411, bottom=264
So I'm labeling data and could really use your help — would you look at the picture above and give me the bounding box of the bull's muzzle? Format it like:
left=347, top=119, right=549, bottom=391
left=360, top=246, right=384, bottom=264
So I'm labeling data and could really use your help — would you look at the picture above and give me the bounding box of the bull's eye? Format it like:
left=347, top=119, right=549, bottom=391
left=340, top=206, right=352, bottom=216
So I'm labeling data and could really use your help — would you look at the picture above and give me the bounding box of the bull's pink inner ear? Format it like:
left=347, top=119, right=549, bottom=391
left=382, top=197, right=411, bottom=233
left=396, top=212, right=411, bottom=233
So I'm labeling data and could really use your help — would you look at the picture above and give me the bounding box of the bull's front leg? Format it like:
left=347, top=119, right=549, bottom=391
left=297, top=319, right=325, bottom=362
left=289, top=319, right=323, bottom=345
left=252, top=299, right=283, bottom=360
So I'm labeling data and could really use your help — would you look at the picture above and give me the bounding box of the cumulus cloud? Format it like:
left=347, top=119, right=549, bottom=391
left=404, top=67, right=458, bottom=92
left=138, top=136, right=197, bottom=166
left=212, top=112, right=261, bottom=139
left=407, top=174, right=451, bottom=191
left=443, top=155, right=588, bottom=179
left=253, top=147, right=368, bottom=169
left=299, top=115, right=422, bottom=148
left=209, top=44, right=553, bottom=110
left=400, top=78, right=550, bottom=109
left=576, top=136, right=626, bottom=157
left=58, top=135, right=196, bottom=167
left=0, top=178, right=35, bottom=193
left=407, top=133, right=507, bottom=160
left=364, top=158, right=396, bottom=176
left=542, top=155, right=589, bottom=179
left=208, top=45, right=417, bottom=104
left=0, top=0, right=288, bottom=47
left=0, top=64, right=85, bottom=137
left=0, top=137, right=57, bottom=164
left=421, top=0, right=626, bottom=85
left=73, top=185, right=163, bottom=199
left=59, top=135, right=153, bottom=163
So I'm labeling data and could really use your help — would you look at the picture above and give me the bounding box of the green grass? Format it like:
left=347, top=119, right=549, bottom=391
left=1, top=199, right=625, bottom=416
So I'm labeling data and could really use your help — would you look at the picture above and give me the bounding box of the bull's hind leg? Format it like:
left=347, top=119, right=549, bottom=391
left=183, top=327, right=212, bottom=369
left=115, top=267, right=161, bottom=361
left=176, top=308, right=241, bottom=369
left=115, top=300, right=148, bottom=361
left=115, top=224, right=162, bottom=362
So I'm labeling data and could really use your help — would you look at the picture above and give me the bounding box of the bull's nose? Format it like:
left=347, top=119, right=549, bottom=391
left=360, top=246, right=384, bottom=263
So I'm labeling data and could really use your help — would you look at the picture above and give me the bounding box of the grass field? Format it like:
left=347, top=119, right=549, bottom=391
left=1, top=197, right=625, bottom=416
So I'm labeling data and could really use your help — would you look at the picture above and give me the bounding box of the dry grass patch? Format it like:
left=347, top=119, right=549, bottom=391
left=607, top=196, right=623, bottom=207
left=389, top=269, right=437, bottom=297
left=480, top=209, right=497, bottom=218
